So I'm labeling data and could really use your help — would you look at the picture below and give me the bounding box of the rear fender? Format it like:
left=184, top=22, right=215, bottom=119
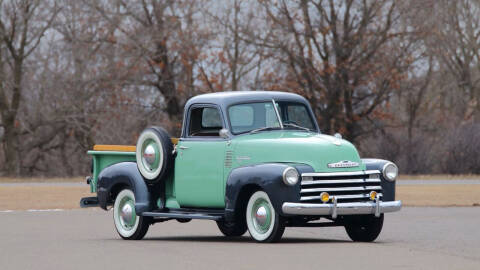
left=97, top=162, right=151, bottom=214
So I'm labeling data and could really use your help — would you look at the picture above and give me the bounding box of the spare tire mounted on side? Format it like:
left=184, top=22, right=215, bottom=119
left=136, top=127, right=174, bottom=183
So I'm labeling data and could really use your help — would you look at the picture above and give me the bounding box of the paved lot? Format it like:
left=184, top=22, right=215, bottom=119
left=0, top=207, right=479, bottom=270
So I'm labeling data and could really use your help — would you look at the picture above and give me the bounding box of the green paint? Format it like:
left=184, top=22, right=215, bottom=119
left=165, top=197, right=181, bottom=209
left=169, top=130, right=365, bottom=209
left=87, top=150, right=136, bottom=192
left=173, top=140, right=226, bottom=208
left=229, top=130, right=365, bottom=174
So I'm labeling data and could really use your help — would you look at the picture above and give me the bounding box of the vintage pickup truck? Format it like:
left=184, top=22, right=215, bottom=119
left=81, top=91, right=401, bottom=243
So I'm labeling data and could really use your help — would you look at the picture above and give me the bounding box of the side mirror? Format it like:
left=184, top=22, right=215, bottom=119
left=219, top=128, right=230, bottom=139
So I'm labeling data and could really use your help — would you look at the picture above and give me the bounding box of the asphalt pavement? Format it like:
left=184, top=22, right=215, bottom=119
left=1, top=207, right=479, bottom=270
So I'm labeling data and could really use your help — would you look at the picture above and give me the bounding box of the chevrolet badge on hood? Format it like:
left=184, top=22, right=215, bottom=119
left=327, top=160, right=359, bottom=168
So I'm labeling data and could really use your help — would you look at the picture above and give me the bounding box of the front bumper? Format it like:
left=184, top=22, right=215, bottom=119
left=282, top=199, right=402, bottom=219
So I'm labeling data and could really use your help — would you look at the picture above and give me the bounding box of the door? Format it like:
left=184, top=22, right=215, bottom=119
left=174, top=105, right=227, bottom=208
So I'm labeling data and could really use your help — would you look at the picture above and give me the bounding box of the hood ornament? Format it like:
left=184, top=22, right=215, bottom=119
left=328, top=160, right=359, bottom=168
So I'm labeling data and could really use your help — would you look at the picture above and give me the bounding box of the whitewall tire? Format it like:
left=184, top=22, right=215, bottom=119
left=246, top=191, right=285, bottom=242
left=113, top=189, right=150, bottom=240
left=136, top=127, right=173, bottom=182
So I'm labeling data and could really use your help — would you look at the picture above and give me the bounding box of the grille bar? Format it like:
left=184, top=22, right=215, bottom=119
left=301, top=178, right=381, bottom=185
left=299, top=170, right=383, bottom=203
left=301, top=185, right=382, bottom=193
left=302, top=170, right=380, bottom=177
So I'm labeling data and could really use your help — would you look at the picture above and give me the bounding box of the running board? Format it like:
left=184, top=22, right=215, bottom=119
left=141, top=211, right=223, bottom=221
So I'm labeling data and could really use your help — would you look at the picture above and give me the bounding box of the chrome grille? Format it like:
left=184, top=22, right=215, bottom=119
left=300, top=170, right=382, bottom=203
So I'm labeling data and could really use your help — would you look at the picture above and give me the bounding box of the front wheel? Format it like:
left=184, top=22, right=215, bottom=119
left=246, top=191, right=285, bottom=243
left=344, top=214, right=384, bottom=242
left=113, top=189, right=151, bottom=240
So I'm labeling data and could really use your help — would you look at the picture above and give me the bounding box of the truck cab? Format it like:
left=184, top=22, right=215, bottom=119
left=81, top=91, right=401, bottom=242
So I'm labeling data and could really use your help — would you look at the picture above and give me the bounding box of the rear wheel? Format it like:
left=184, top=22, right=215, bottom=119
left=216, top=220, right=247, bottom=237
left=113, top=189, right=151, bottom=240
left=246, top=191, right=285, bottom=243
left=344, top=214, right=384, bottom=242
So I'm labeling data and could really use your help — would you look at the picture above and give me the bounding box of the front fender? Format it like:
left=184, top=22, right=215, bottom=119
left=97, top=162, right=152, bottom=214
left=225, top=163, right=314, bottom=221
left=362, top=158, right=397, bottom=201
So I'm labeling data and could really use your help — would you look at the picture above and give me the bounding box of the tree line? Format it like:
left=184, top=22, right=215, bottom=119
left=0, top=0, right=479, bottom=177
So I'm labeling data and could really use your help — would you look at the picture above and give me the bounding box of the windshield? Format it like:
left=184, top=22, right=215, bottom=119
left=228, top=100, right=316, bottom=134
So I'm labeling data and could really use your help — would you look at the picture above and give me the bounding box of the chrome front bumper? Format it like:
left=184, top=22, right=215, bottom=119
left=282, top=199, right=402, bottom=219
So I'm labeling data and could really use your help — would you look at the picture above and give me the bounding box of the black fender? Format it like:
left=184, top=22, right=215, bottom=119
left=362, top=158, right=397, bottom=201
left=97, top=162, right=152, bottom=214
left=224, top=163, right=314, bottom=222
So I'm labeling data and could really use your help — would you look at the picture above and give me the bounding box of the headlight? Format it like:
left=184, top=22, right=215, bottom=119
left=282, top=167, right=299, bottom=186
left=382, top=162, right=398, bottom=181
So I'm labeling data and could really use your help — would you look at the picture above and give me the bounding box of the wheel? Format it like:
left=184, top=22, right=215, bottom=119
left=113, top=189, right=151, bottom=240
left=344, top=214, right=384, bottom=242
left=216, top=220, right=247, bottom=237
left=246, top=191, right=285, bottom=242
left=136, top=127, right=174, bottom=183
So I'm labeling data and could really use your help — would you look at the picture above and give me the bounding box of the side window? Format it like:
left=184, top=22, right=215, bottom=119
left=188, top=106, right=223, bottom=137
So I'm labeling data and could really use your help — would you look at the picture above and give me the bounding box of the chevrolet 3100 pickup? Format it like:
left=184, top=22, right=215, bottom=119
left=81, top=91, right=401, bottom=243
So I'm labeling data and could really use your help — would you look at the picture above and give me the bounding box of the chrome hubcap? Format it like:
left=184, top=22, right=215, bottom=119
left=120, top=203, right=134, bottom=226
left=143, top=144, right=156, bottom=167
left=251, top=198, right=272, bottom=234
left=255, top=206, right=267, bottom=226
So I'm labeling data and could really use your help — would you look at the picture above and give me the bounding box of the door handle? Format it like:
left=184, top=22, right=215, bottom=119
left=179, top=146, right=189, bottom=150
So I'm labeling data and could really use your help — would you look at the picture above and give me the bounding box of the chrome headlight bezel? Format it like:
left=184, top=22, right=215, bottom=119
left=382, top=162, right=398, bottom=182
left=282, top=167, right=299, bottom=186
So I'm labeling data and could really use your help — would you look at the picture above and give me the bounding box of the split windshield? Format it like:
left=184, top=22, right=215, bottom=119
left=228, top=100, right=316, bottom=134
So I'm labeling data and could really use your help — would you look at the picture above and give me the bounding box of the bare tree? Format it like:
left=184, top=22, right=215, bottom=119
left=88, top=0, right=209, bottom=135
left=0, top=0, right=59, bottom=175
left=431, top=0, right=480, bottom=122
left=249, top=0, right=423, bottom=142
left=199, top=0, right=265, bottom=92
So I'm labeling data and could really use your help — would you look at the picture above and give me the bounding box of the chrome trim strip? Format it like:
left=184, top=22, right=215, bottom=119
left=282, top=200, right=402, bottom=216
left=301, top=178, right=381, bottom=185
left=300, top=193, right=384, bottom=201
left=301, top=170, right=381, bottom=177
left=301, top=186, right=382, bottom=193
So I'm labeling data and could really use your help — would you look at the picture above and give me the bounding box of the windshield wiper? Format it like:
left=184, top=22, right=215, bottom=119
left=283, top=123, right=311, bottom=131
left=248, top=126, right=282, bottom=134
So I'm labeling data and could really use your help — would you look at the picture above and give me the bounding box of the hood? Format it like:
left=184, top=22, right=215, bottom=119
left=231, top=131, right=365, bottom=172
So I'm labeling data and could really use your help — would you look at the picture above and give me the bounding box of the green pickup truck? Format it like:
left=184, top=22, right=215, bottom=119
left=81, top=91, right=401, bottom=243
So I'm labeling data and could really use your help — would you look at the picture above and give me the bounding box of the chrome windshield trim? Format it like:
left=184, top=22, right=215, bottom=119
left=271, top=98, right=284, bottom=129
left=300, top=186, right=382, bottom=193
left=301, top=170, right=381, bottom=177
left=301, top=178, right=381, bottom=185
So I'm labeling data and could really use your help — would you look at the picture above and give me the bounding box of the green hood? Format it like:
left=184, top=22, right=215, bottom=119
left=231, top=131, right=365, bottom=172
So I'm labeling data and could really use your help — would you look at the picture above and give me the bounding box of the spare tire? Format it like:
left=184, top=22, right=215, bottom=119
left=136, top=127, right=174, bottom=182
